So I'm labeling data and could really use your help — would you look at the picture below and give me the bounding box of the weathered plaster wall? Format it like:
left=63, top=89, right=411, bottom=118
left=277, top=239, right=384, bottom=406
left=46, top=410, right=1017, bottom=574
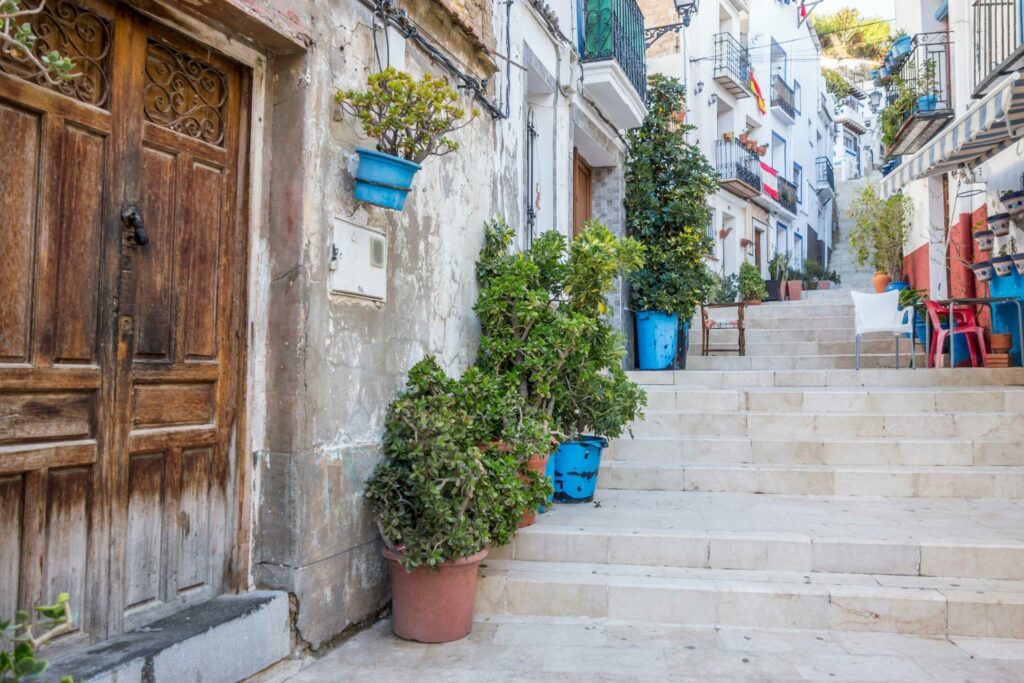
left=247, top=0, right=511, bottom=649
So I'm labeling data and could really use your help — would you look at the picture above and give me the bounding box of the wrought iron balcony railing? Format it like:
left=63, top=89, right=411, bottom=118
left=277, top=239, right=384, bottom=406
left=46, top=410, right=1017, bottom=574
left=973, top=0, right=1024, bottom=97
left=770, top=75, right=796, bottom=121
left=714, top=139, right=762, bottom=198
left=815, top=156, right=835, bottom=193
left=777, top=176, right=798, bottom=214
left=582, top=0, right=647, bottom=100
left=883, top=31, right=954, bottom=156
left=713, top=33, right=752, bottom=98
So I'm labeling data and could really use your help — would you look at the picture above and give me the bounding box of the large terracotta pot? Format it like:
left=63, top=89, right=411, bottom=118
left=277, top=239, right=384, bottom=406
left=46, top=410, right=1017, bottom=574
left=383, top=547, right=487, bottom=643
left=872, top=272, right=892, bottom=293
left=518, top=452, right=550, bottom=528
left=786, top=281, right=803, bottom=301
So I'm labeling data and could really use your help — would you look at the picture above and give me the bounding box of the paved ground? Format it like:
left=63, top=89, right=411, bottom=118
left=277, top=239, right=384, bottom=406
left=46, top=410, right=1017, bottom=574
left=277, top=616, right=1024, bottom=682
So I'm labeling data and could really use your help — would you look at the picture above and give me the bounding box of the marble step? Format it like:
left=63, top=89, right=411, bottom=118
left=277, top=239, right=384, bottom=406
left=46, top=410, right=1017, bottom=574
left=744, top=315, right=854, bottom=330
left=475, top=559, right=1024, bottom=638
left=597, top=462, right=1024, bottom=498
left=684, top=354, right=918, bottom=370
left=607, top=436, right=1022, bottom=467
left=697, top=339, right=914, bottom=357
left=628, top=368, right=1024, bottom=389
left=495, top=493, right=1024, bottom=578
left=743, top=303, right=854, bottom=318
left=687, top=327, right=857, bottom=343
left=642, top=387, right=1024, bottom=413
left=631, top=410, right=1024, bottom=439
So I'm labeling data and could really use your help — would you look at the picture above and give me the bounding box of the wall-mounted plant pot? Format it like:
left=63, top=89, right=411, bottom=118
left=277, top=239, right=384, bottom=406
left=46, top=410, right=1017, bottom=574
left=892, top=35, right=913, bottom=58
left=974, top=229, right=995, bottom=252
left=971, top=261, right=995, bottom=282
left=993, top=255, right=1015, bottom=277
left=353, top=148, right=421, bottom=210
left=635, top=311, right=679, bottom=370
left=988, top=212, right=1012, bottom=236
left=1013, top=253, right=1024, bottom=276
left=1001, top=190, right=1024, bottom=215
left=873, top=272, right=892, bottom=293
left=916, top=94, right=938, bottom=113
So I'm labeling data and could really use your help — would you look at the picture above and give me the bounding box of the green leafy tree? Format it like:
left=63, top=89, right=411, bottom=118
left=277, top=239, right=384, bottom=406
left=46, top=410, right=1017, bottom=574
left=0, top=1, right=76, bottom=83
left=847, top=185, right=912, bottom=279
left=1, top=593, right=75, bottom=682
left=813, top=8, right=892, bottom=61
left=626, top=74, right=717, bottom=320
left=335, top=66, right=479, bottom=163
left=823, top=68, right=852, bottom=99
left=364, top=358, right=551, bottom=570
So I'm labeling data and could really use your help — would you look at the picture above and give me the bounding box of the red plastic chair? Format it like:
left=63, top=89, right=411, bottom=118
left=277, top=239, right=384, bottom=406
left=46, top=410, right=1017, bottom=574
left=923, top=301, right=987, bottom=367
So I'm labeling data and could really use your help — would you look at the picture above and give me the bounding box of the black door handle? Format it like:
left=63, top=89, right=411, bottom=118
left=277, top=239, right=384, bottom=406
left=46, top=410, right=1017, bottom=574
left=121, top=203, right=149, bottom=246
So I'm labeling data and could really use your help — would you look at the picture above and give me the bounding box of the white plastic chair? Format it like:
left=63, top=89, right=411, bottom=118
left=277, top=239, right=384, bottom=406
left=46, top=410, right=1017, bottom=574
left=850, top=290, right=916, bottom=370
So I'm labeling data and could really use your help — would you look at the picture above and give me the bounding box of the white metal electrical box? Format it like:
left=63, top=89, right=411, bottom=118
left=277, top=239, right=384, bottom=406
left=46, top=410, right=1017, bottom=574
left=329, top=217, right=388, bottom=301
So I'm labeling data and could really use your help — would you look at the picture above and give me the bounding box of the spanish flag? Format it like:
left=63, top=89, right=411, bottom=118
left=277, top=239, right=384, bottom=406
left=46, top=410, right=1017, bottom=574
left=750, top=69, right=767, bottom=115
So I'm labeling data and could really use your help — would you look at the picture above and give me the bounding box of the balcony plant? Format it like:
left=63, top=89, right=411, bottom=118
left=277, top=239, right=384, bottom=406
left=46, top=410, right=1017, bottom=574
left=336, top=67, right=479, bottom=211
left=739, top=262, right=767, bottom=304
left=475, top=219, right=644, bottom=513
left=626, top=74, right=719, bottom=370
left=365, top=357, right=550, bottom=643
left=847, top=185, right=911, bottom=291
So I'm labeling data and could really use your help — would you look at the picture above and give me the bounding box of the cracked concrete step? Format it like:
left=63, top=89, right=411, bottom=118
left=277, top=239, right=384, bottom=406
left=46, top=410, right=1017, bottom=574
left=475, top=559, right=1024, bottom=638
left=607, top=436, right=1023, bottom=466
left=631, top=410, right=1024, bottom=439
left=597, top=462, right=1024, bottom=499
left=642, top=387, right=1024, bottom=413
left=684, top=354, right=919, bottom=370
left=628, top=368, right=1024, bottom=388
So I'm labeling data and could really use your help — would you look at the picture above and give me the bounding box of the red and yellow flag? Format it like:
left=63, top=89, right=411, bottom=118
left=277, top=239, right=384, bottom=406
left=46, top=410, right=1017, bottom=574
left=749, top=69, right=767, bottom=115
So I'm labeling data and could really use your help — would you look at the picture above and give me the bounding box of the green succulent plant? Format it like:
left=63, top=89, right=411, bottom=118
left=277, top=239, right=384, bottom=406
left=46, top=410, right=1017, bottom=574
left=0, top=1, right=77, bottom=84
left=1, top=593, right=75, bottom=682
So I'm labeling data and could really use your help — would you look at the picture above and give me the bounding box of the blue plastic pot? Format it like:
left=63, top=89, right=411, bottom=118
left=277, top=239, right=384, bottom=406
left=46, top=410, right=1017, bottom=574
left=352, top=147, right=421, bottom=210
left=636, top=311, right=679, bottom=370
left=553, top=439, right=604, bottom=504
left=892, top=35, right=912, bottom=58
left=885, top=281, right=909, bottom=292
left=917, top=95, right=938, bottom=113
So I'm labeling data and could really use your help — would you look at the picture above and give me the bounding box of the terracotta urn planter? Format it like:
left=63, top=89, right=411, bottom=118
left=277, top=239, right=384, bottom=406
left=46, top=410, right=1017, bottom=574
left=991, top=333, right=1013, bottom=354
left=519, top=452, right=550, bottom=528
left=383, top=547, right=487, bottom=643
left=872, top=272, right=892, bottom=293
left=818, top=281, right=832, bottom=290
left=786, top=280, right=803, bottom=301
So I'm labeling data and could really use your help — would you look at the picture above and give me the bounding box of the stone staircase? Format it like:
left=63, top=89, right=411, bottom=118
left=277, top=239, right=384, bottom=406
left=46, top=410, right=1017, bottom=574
left=830, top=172, right=879, bottom=292
left=479, top=293, right=1024, bottom=642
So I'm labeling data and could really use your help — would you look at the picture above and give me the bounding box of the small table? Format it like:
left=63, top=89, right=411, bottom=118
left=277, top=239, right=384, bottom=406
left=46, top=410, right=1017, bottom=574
left=923, top=297, right=1024, bottom=367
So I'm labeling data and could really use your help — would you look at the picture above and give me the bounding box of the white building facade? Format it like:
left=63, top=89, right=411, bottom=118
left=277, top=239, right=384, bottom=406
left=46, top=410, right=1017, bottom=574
left=641, top=0, right=837, bottom=279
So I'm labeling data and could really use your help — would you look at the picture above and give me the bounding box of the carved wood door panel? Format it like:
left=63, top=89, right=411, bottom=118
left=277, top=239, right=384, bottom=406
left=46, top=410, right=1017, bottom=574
left=0, top=0, right=248, bottom=642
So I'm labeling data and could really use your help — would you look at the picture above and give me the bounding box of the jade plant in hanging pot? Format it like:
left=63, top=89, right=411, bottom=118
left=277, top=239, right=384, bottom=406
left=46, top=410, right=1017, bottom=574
left=335, top=67, right=478, bottom=211
left=364, top=357, right=549, bottom=643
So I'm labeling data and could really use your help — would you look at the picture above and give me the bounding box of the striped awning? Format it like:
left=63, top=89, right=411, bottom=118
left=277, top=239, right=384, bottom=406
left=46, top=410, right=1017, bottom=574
left=881, top=72, right=1024, bottom=197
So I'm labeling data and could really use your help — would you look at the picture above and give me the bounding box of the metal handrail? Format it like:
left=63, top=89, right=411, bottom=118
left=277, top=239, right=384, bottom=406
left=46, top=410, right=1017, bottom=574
left=815, top=156, right=835, bottom=192
left=714, top=139, right=762, bottom=191
left=973, top=0, right=1023, bottom=96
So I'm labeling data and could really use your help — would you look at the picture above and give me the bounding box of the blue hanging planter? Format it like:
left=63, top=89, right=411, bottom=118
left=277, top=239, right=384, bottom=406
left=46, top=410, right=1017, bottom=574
left=916, top=94, right=938, bottom=113
left=892, top=35, right=913, bottom=58
left=553, top=438, right=606, bottom=504
left=636, top=311, right=679, bottom=370
left=352, top=147, right=421, bottom=210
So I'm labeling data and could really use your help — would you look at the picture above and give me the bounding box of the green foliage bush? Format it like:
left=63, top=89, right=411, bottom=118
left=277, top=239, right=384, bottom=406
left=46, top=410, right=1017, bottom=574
left=476, top=219, right=646, bottom=440
left=847, top=185, right=912, bottom=279
left=706, top=272, right=739, bottom=304
left=738, top=263, right=768, bottom=302
left=813, top=9, right=892, bottom=60
left=335, top=67, right=478, bottom=163
left=1, top=593, right=74, bottom=682
left=364, top=358, right=551, bottom=570
left=823, top=68, right=852, bottom=99
left=626, top=74, right=717, bottom=319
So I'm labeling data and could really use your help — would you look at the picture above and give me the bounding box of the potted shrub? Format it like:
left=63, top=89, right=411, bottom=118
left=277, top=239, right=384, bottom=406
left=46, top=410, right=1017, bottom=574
left=848, top=185, right=911, bottom=292
left=336, top=67, right=478, bottom=210
left=765, top=252, right=790, bottom=301
left=739, top=262, right=768, bottom=304
left=475, top=219, right=643, bottom=518
left=625, top=74, right=719, bottom=370
left=365, top=358, right=549, bottom=643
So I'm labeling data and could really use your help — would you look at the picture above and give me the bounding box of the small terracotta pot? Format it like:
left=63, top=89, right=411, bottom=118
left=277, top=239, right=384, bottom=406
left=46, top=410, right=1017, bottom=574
left=518, top=452, right=550, bottom=528
left=991, top=333, right=1013, bottom=354
left=819, top=281, right=832, bottom=290
left=872, top=272, right=892, bottom=293
left=383, top=547, right=487, bottom=643
left=744, top=299, right=762, bottom=305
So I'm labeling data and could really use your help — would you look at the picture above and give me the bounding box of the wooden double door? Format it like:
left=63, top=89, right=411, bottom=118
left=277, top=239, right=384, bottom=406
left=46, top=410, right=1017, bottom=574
left=0, top=0, right=249, bottom=642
